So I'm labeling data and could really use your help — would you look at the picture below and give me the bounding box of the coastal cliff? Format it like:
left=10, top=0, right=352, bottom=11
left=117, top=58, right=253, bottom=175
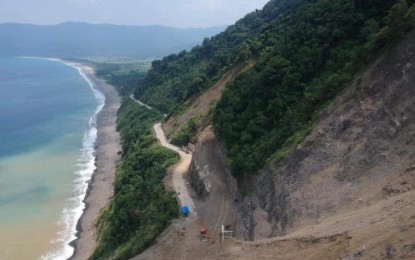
left=98, top=0, right=415, bottom=259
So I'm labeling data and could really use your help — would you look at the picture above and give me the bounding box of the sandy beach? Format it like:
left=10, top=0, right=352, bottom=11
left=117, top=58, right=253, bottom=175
left=67, top=64, right=121, bottom=260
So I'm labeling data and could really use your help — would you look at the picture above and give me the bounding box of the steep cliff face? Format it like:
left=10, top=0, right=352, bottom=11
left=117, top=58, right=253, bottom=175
left=256, top=31, right=415, bottom=237
left=187, top=127, right=242, bottom=234
left=188, top=126, right=273, bottom=241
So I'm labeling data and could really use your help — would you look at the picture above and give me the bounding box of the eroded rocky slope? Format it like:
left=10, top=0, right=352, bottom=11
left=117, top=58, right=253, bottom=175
left=184, top=32, right=415, bottom=259
left=256, top=31, right=415, bottom=237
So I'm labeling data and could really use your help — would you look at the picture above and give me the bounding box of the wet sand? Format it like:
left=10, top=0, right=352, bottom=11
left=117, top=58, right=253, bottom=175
left=68, top=64, right=121, bottom=260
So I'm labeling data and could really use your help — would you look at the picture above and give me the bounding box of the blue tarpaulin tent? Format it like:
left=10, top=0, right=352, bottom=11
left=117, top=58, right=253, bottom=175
left=181, top=206, right=190, bottom=216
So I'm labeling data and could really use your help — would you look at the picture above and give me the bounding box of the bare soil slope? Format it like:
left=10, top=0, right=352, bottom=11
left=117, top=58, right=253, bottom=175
left=163, top=62, right=254, bottom=137
left=251, top=31, right=415, bottom=258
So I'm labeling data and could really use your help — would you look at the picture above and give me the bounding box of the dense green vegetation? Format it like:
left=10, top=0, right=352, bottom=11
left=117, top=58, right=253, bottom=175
left=91, top=100, right=179, bottom=260
left=133, top=0, right=289, bottom=113
left=214, top=0, right=415, bottom=177
left=134, top=0, right=415, bottom=179
left=93, top=61, right=151, bottom=95
left=170, top=116, right=202, bottom=146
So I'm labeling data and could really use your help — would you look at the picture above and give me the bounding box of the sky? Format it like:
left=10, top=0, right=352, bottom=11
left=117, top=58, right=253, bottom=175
left=0, top=0, right=269, bottom=28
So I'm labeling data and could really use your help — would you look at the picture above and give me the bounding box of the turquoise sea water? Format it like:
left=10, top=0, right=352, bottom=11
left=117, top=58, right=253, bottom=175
left=0, top=57, right=102, bottom=259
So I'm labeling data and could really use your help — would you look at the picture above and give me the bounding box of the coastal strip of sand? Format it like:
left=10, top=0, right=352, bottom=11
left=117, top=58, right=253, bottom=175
left=66, top=63, right=121, bottom=260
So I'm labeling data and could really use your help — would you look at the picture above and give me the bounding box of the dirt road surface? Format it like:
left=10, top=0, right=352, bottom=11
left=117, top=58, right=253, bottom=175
left=129, top=94, right=195, bottom=214
left=129, top=94, right=153, bottom=109
left=153, top=123, right=196, bottom=214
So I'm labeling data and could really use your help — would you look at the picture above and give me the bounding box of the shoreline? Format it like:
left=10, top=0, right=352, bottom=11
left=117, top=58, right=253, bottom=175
left=62, top=61, right=121, bottom=259
left=2, top=57, right=120, bottom=259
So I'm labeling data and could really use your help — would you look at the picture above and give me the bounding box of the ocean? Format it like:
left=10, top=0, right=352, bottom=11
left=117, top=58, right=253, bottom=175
left=0, top=57, right=104, bottom=259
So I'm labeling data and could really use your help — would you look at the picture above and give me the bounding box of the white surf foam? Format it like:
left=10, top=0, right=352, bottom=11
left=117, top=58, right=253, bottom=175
left=39, top=59, right=105, bottom=260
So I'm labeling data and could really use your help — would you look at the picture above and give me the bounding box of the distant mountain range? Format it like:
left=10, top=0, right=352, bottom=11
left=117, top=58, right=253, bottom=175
left=0, top=22, right=226, bottom=58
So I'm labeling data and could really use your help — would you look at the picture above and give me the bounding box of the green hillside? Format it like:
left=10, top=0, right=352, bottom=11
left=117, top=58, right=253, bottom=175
left=94, top=0, right=415, bottom=258
left=134, top=0, right=415, bottom=178
left=91, top=101, right=179, bottom=260
left=133, top=0, right=298, bottom=113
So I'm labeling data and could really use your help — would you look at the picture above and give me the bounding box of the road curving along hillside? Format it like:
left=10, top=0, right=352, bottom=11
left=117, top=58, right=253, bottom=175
left=130, top=94, right=196, bottom=215
left=153, top=122, right=196, bottom=215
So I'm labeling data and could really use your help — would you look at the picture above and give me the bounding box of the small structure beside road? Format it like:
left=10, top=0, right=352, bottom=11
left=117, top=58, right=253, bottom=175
left=181, top=206, right=190, bottom=217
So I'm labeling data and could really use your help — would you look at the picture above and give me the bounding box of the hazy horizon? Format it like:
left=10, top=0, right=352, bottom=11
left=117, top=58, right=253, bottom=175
left=0, top=21, right=228, bottom=29
left=0, top=0, right=269, bottom=28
